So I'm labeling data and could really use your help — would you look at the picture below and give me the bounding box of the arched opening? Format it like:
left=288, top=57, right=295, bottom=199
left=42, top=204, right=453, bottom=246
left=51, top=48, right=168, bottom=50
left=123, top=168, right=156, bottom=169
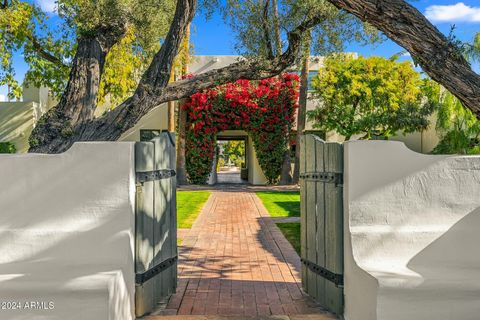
left=216, top=135, right=247, bottom=184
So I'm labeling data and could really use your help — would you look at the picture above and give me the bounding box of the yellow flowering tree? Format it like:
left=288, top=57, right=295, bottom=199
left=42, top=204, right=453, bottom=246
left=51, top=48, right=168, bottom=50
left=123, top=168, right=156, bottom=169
left=308, top=55, right=438, bottom=140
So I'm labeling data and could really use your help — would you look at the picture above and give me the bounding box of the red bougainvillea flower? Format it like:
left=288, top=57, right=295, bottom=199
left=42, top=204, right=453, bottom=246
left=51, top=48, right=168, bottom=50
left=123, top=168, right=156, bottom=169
left=183, top=73, right=299, bottom=184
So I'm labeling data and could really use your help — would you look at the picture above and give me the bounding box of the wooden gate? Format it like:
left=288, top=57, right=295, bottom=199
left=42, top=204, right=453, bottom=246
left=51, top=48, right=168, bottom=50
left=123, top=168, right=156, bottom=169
left=299, top=134, right=344, bottom=315
left=135, top=132, right=177, bottom=317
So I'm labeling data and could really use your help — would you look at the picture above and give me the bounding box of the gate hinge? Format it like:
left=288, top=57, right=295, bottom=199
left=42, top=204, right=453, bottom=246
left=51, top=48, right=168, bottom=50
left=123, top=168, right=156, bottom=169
left=136, top=169, right=176, bottom=184
left=136, top=256, right=178, bottom=285
left=299, top=171, right=343, bottom=186
left=301, top=258, right=344, bottom=287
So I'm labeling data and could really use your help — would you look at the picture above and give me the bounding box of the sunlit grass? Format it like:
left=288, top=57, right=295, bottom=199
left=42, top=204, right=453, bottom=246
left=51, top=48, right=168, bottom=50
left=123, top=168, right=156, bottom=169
left=177, top=191, right=211, bottom=229
left=255, top=191, right=300, bottom=217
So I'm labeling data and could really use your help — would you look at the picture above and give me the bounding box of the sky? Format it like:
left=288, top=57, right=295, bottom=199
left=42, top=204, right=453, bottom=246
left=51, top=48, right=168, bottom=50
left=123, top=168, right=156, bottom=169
left=1, top=0, right=479, bottom=100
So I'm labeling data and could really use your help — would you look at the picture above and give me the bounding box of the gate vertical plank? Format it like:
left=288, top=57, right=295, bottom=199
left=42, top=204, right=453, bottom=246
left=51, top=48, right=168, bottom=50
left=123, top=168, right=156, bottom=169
left=305, top=135, right=317, bottom=299
left=315, top=137, right=326, bottom=306
left=168, top=133, right=178, bottom=293
left=324, top=143, right=344, bottom=314
left=153, top=136, right=167, bottom=304
left=300, top=135, right=307, bottom=291
left=135, top=142, right=155, bottom=316
left=153, top=134, right=177, bottom=303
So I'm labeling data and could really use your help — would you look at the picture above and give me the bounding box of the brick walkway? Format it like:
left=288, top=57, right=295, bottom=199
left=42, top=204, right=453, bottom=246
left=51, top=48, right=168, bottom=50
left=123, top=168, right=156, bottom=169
left=151, top=191, right=334, bottom=319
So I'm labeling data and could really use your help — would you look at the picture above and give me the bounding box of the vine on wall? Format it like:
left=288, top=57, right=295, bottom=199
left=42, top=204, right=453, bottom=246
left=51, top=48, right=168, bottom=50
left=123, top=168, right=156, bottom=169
left=183, top=74, right=299, bottom=184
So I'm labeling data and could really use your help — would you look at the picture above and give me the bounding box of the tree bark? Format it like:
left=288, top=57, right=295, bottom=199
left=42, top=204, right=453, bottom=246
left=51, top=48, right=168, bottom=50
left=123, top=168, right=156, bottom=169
left=29, top=25, right=126, bottom=153
left=262, top=0, right=274, bottom=59
left=176, top=24, right=190, bottom=185
left=29, top=0, right=324, bottom=154
left=168, top=70, right=176, bottom=132
left=326, top=0, right=480, bottom=117
left=271, top=0, right=282, bottom=56
left=176, top=100, right=188, bottom=184
left=274, top=0, right=291, bottom=185
left=293, top=30, right=311, bottom=184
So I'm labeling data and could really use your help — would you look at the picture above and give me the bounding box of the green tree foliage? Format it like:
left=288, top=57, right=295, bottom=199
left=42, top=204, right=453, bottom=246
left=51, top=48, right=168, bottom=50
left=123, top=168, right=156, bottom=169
left=0, top=1, right=72, bottom=98
left=0, top=0, right=174, bottom=102
left=429, top=31, right=480, bottom=155
left=222, top=140, right=245, bottom=167
left=204, top=0, right=381, bottom=59
left=433, top=90, right=480, bottom=155
left=308, top=55, right=438, bottom=140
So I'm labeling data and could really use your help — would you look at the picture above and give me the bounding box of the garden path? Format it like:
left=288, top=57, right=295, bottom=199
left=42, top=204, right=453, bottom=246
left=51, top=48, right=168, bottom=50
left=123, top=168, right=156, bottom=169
left=148, top=190, right=335, bottom=319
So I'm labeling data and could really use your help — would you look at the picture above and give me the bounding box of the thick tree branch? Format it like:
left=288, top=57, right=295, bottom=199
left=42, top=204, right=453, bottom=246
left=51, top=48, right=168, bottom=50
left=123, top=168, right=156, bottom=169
left=326, top=0, right=480, bottom=117
left=154, top=13, right=324, bottom=105
left=137, top=0, right=196, bottom=93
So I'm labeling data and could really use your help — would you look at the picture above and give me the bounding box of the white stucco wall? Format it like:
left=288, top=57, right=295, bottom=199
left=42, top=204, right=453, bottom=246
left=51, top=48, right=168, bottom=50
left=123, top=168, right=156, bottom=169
left=247, top=135, right=268, bottom=185
left=0, top=142, right=136, bottom=320
left=344, top=141, right=480, bottom=320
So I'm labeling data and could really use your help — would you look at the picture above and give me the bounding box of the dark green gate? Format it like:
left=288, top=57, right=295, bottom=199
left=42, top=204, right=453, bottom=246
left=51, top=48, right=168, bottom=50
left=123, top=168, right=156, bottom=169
left=135, top=132, right=177, bottom=317
left=299, top=134, right=344, bottom=315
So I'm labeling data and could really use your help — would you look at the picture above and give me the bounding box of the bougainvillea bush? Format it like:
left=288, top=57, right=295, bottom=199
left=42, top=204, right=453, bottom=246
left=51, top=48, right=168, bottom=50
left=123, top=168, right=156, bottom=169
left=183, top=74, right=299, bottom=184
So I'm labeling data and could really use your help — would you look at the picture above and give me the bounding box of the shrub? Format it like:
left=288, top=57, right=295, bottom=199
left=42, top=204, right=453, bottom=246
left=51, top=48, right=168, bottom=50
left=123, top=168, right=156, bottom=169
left=0, top=142, right=16, bottom=154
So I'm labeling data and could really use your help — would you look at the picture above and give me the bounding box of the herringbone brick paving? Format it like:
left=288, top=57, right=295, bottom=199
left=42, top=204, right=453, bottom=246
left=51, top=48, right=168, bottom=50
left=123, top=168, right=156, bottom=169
left=152, top=191, right=334, bottom=318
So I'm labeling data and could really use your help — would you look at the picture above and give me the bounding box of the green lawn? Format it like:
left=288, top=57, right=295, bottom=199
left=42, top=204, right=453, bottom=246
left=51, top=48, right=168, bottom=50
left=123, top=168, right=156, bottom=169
left=276, top=223, right=301, bottom=255
left=177, top=191, right=211, bottom=228
left=255, top=191, right=300, bottom=217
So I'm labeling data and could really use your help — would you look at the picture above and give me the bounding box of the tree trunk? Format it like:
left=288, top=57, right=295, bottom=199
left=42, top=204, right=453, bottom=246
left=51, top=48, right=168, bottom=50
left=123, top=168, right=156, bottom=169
left=293, top=30, right=311, bottom=184
left=279, top=150, right=293, bottom=185
left=168, top=70, right=176, bottom=132
left=326, top=0, right=480, bottom=117
left=274, top=0, right=292, bottom=185
left=271, top=0, right=282, bottom=56
left=176, top=24, right=190, bottom=185
left=29, top=26, right=126, bottom=153
left=176, top=100, right=188, bottom=184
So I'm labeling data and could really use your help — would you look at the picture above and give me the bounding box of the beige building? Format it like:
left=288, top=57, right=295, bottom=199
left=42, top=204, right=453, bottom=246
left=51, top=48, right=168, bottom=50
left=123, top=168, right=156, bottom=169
left=0, top=55, right=440, bottom=184
left=0, top=86, right=57, bottom=153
